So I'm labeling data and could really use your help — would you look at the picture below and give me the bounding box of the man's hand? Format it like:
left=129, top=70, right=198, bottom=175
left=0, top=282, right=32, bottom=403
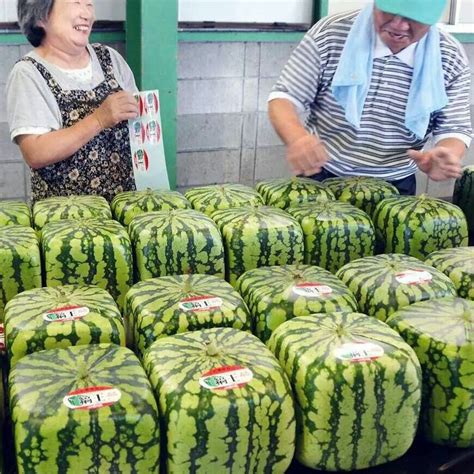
left=407, top=147, right=463, bottom=181
left=287, top=134, right=329, bottom=176
left=93, top=91, right=139, bottom=130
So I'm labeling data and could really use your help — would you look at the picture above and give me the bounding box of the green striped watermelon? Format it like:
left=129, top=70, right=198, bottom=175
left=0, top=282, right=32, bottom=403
left=124, top=274, right=251, bottom=359
left=9, top=344, right=160, bottom=473
left=373, top=194, right=468, bottom=260
left=41, top=218, right=133, bottom=311
left=0, top=225, right=42, bottom=322
left=453, top=166, right=474, bottom=235
left=255, top=177, right=334, bottom=209
left=128, top=209, right=225, bottom=281
left=185, top=183, right=264, bottom=216
left=287, top=201, right=375, bottom=273
left=387, top=297, right=473, bottom=447
left=4, top=284, right=125, bottom=367
left=237, top=264, right=358, bottom=343
left=336, top=254, right=457, bottom=321
left=111, top=189, right=191, bottom=226
left=211, top=206, right=304, bottom=286
left=32, top=195, right=112, bottom=230
left=268, top=312, right=421, bottom=471
left=143, top=327, right=295, bottom=473
left=323, top=176, right=399, bottom=217
left=425, top=247, right=474, bottom=300
left=0, top=201, right=31, bottom=227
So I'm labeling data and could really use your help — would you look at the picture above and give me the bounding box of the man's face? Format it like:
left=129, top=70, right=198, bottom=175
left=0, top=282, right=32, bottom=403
left=374, top=7, right=430, bottom=54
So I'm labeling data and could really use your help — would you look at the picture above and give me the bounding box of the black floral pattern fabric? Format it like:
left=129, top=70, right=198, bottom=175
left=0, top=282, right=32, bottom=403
left=21, top=44, right=136, bottom=203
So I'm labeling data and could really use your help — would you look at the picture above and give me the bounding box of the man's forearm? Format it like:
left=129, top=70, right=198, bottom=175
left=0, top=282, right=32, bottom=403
left=435, top=137, right=467, bottom=159
left=268, top=98, right=309, bottom=145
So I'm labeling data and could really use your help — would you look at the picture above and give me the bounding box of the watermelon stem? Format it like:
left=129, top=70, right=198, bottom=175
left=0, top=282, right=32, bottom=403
left=205, top=341, right=220, bottom=356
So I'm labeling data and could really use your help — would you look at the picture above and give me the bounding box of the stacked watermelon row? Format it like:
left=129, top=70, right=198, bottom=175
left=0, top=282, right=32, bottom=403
left=0, top=175, right=472, bottom=472
left=1, top=177, right=470, bottom=323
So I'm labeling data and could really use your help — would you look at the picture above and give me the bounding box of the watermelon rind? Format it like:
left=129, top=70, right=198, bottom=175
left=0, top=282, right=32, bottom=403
left=211, top=206, right=304, bottom=286
left=9, top=343, right=160, bottom=474
left=268, top=312, right=422, bottom=471
left=425, top=247, right=474, bottom=300
left=336, top=254, right=457, bottom=321
left=185, top=183, right=264, bottom=216
left=4, top=284, right=125, bottom=367
left=143, top=327, right=295, bottom=473
left=0, top=201, right=31, bottom=227
left=373, top=194, right=468, bottom=260
left=453, top=166, right=474, bottom=234
left=32, top=195, right=112, bottom=230
left=124, top=274, right=251, bottom=358
left=128, top=209, right=225, bottom=281
left=287, top=201, right=375, bottom=273
left=111, top=189, right=191, bottom=226
left=236, top=264, right=358, bottom=342
left=387, top=297, right=474, bottom=447
left=323, top=176, right=399, bottom=217
left=0, top=225, right=42, bottom=322
left=41, top=218, right=133, bottom=311
left=255, top=177, right=334, bottom=209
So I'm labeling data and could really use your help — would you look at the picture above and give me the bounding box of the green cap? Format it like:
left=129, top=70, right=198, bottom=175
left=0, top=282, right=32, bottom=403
left=375, top=0, right=448, bottom=25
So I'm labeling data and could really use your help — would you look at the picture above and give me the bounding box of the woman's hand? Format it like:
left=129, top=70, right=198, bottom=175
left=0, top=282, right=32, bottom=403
left=93, top=91, right=139, bottom=130
left=18, top=90, right=139, bottom=169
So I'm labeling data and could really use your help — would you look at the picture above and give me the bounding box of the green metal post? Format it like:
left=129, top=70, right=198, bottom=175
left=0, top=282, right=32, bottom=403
left=313, top=0, right=329, bottom=23
left=126, top=0, right=178, bottom=189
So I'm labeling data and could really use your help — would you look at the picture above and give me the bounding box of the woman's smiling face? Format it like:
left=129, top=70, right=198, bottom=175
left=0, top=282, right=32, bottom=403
left=373, top=7, right=430, bottom=54
left=38, top=0, right=96, bottom=52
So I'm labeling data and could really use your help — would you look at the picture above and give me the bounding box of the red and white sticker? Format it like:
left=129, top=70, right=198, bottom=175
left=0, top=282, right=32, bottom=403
left=293, top=282, right=333, bottom=297
left=144, top=91, right=159, bottom=115
left=0, top=324, right=5, bottom=351
left=133, top=149, right=150, bottom=172
left=334, top=343, right=384, bottom=362
left=179, top=296, right=223, bottom=312
left=43, top=305, right=90, bottom=323
left=146, top=120, right=161, bottom=143
left=63, top=386, right=121, bottom=410
left=199, top=365, right=253, bottom=390
left=395, top=270, right=432, bottom=285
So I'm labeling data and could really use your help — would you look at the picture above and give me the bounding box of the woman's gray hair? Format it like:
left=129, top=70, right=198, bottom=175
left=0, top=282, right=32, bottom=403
left=17, top=0, right=55, bottom=47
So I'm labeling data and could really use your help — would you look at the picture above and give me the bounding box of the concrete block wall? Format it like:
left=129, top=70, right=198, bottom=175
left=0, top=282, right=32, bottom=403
left=0, top=40, right=472, bottom=200
left=176, top=42, right=297, bottom=191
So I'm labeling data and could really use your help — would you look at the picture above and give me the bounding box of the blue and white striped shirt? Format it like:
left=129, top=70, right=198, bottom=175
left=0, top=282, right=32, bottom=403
left=269, top=11, right=472, bottom=181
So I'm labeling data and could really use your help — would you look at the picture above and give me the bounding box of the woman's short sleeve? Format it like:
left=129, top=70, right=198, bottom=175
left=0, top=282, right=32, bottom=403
left=6, top=61, right=62, bottom=141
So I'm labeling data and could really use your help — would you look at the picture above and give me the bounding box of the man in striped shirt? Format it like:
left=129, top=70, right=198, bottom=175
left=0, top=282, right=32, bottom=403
left=268, top=0, right=471, bottom=194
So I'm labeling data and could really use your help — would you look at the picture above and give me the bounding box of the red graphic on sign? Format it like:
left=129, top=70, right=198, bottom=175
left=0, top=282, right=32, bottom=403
left=144, top=92, right=159, bottom=115
left=133, top=149, right=149, bottom=171
left=136, top=95, right=145, bottom=117
left=146, top=120, right=161, bottom=143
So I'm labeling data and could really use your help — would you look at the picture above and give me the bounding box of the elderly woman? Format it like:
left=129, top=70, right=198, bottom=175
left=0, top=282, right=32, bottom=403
left=6, top=0, right=139, bottom=202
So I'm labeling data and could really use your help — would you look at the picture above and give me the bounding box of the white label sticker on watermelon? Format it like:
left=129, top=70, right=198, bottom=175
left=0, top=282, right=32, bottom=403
left=334, top=343, right=384, bottom=362
left=0, top=324, right=5, bottom=351
left=43, top=305, right=90, bottom=323
left=178, top=296, right=223, bottom=312
left=199, top=365, right=253, bottom=390
left=63, top=386, right=121, bottom=410
left=293, top=282, right=333, bottom=297
left=395, top=270, right=432, bottom=285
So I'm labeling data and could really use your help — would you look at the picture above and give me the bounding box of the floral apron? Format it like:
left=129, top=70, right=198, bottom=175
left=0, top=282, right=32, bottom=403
left=21, top=44, right=136, bottom=203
